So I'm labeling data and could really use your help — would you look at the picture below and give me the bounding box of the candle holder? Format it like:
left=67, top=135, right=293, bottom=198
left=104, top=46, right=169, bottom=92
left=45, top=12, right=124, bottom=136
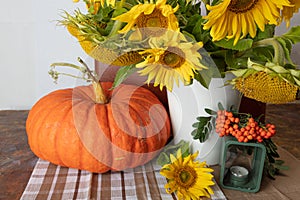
left=219, top=138, right=266, bottom=192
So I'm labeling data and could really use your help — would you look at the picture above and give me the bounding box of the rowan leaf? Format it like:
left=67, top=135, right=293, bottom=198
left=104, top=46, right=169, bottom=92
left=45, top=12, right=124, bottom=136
left=192, top=116, right=212, bottom=143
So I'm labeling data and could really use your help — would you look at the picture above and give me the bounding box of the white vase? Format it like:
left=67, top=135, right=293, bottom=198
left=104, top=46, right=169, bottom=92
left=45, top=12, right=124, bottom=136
left=167, top=74, right=241, bottom=165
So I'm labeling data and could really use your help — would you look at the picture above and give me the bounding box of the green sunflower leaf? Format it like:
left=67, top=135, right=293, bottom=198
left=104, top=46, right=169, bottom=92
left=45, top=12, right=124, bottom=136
left=230, top=69, right=248, bottom=77
left=194, top=53, right=222, bottom=88
left=194, top=70, right=212, bottom=89
left=276, top=37, right=293, bottom=64
left=251, top=64, right=266, bottom=72
left=243, top=68, right=258, bottom=78
left=279, top=73, right=296, bottom=85
left=156, top=153, right=170, bottom=166
left=211, top=0, right=220, bottom=6
left=214, top=38, right=253, bottom=51
left=290, top=69, right=300, bottom=77
left=293, top=76, right=300, bottom=86
left=224, top=50, right=248, bottom=71
left=251, top=46, right=274, bottom=63
left=256, top=25, right=275, bottom=41
left=112, top=64, right=138, bottom=89
left=184, top=14, right=202, bottom=39
left=281, top=26, right=300, bottom=44
left=112, top=8, right=127, bottom=17
left=156, top=140, right=191, bottom=166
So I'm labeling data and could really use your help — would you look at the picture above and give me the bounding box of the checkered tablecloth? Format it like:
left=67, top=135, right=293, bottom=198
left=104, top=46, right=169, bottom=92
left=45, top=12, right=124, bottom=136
left=21, top=159, right=226, bottom=200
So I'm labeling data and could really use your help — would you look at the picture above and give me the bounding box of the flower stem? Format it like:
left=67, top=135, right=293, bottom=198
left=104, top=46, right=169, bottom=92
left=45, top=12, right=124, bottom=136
left=108, top=0, right=126, bottom=37
left=108, top=21, right=123, bottom=37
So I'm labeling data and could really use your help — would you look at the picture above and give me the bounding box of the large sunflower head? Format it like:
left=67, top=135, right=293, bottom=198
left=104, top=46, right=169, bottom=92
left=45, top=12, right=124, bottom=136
left=136, top=31, right=207, bottom=91
left=112, top=0, right=179, bottom=38
left=282, top=0, right=300, bottom=27
left=160, top=149, right=215, bottom=199
left=203, top=0, right=292, bottom=45
left=229, top=59, right=300, bottom=104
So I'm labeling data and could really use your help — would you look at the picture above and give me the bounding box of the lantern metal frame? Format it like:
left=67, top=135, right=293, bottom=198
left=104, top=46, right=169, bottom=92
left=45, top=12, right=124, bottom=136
left=219, top=138, right=266, bottom=193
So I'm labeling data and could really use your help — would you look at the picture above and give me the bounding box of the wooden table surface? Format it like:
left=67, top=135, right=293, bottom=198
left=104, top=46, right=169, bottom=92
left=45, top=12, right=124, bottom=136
left=0, top=103, right=300, bottom=199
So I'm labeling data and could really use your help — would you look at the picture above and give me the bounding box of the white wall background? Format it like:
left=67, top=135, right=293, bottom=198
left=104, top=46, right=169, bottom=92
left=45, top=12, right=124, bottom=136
left=0, top=0, right=86, bottom=110
left=0, top=1, right=299, bottom=110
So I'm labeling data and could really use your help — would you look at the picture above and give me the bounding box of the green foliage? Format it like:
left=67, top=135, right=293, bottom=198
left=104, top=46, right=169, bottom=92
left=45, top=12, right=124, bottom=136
left=223, top=50, right=247, bottom=71
left=263, top=139, right=289, bottom=179
left=255, top=25, right=275, bottom=41
left=194, top=50, right=223, bottom=85
left=183, top=14, right=211, bottom=43
left=191, top=103, right=231, bottom=144
left=112, top=65, right=138, bottom=89
left=194, top=66, right=219, bottom=88
left=274, top=26, right=300, bottom=65
left=214, top=38, right=253, bottom=51
left=281, top=26, right=300, bottom=43
left=276, top=37, right=293, bottom=63
left=191, top=116, right=213, bottom=143
left=156, top=140, right=190, bottom=166
left=204, top=108, right=217, bottom=115
left=217, top=102, right=225, bottom=110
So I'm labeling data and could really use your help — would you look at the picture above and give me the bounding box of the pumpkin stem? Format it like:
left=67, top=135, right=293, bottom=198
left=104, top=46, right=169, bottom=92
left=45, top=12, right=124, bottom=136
left=78, top=58, right=107, bottom=104
left=92, top=81, right=107, bottom=104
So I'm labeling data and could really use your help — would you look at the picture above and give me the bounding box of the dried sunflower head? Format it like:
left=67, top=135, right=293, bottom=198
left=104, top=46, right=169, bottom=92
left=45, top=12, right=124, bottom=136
left=65, top=21, right=142, bottom=66
left=229, top=60, right=300, bottom=104
left=234, top=71, right=298, bottom=104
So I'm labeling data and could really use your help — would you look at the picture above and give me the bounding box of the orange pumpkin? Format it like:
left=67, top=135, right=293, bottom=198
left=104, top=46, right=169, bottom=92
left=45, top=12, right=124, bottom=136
left=26, top=82, right=171, bottom=173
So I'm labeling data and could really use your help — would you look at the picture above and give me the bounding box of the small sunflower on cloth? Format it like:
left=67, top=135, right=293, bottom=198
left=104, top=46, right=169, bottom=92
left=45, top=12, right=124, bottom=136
left=159, top=148, right=215, bottom=199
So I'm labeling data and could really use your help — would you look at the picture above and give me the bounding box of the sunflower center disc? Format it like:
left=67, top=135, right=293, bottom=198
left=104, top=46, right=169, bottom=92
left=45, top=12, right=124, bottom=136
left=136, top=9, right=168, bottom=37
left=228, top=0, right=258, bottom=13
left=146, top=17, right=162, bottom=27
left=163, top=52, right=181, bottom=67
left=162, top=47, right=185, bottom=68
left=180, top=170, right=191, bottom=183
left=177, top=167, right=197, bottom=188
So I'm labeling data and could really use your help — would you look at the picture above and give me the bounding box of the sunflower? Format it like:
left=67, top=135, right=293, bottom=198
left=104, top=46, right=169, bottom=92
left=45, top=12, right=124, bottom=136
left=160, top=149, right=215, bottom=199
left=229, top=59, right=300, bottom=103
left=282, top=0, right=300, bottom=27
left=136, top=31, right=207, bottom=91
left=112, top=0, right=179, bottom=38
left=203, top=0, right=292, bottom=45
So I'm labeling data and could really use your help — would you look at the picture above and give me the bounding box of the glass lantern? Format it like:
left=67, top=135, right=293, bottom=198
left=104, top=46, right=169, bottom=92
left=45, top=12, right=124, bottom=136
left=219, top=138, right=266, bottom=192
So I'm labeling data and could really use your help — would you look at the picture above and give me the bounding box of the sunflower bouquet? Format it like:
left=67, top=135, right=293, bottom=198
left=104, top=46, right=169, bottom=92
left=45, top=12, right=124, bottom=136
left=60, top=0, right=300, bottom=104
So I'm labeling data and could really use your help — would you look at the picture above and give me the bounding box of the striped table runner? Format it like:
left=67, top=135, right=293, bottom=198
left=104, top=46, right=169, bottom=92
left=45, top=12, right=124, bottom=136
left=21, top=159, right=226, bottom=200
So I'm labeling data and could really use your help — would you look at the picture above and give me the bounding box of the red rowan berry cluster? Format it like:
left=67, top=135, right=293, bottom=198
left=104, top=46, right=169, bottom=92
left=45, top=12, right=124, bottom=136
left=215, top=110, right=276, bottom=143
